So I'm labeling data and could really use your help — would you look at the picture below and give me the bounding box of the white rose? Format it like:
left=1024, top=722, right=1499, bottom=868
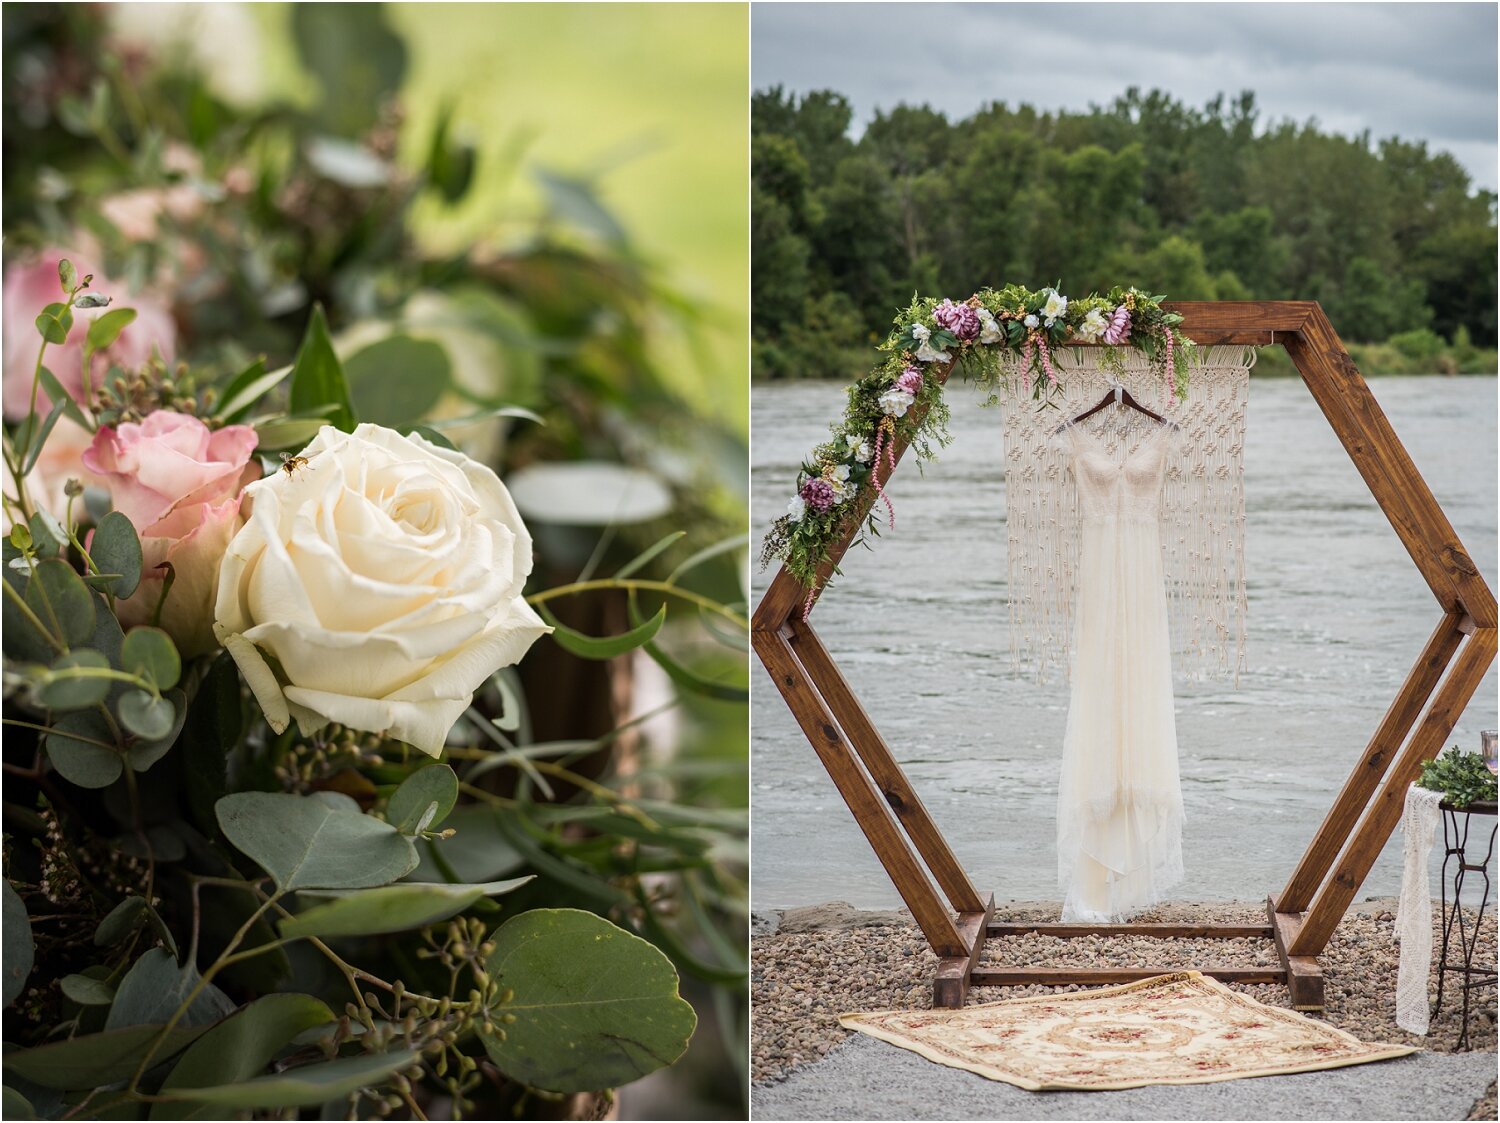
left=1024, top=314, right=1040, bottom=330
left=786, top=494, right=806, bottom=522
left=1042, top=290, right=1068, bottom=322
left=878, top=388, right=915, bottom=417
left=977, top=308, right=1003, bottom=345
left=914, top=338, right=951, bottom=363
left=911, top=323, right=931, bottom=341
left=213, top=423, right=550, bottom=756
left=845, top=435, right=872, bottom=463
left=1075, top=308, right=1109, bottom=343
left=830, top=463, right=851, bottom=482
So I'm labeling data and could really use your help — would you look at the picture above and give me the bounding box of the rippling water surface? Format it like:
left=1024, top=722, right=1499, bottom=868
left=751, top=376, right=1498, bottom=909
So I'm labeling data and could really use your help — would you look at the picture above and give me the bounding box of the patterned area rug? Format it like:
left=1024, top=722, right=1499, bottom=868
left=838, top=972, right=1416, bottom=1091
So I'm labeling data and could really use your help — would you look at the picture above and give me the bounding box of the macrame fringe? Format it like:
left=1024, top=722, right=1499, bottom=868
left=997, top=345, right=1252, bottom=684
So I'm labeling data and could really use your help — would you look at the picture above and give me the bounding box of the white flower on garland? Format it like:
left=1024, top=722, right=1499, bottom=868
left=830, top=463, right=851, bottom=483
left=786, top=494, right=806, bottom=522
left=1074, top=307, right=1109, bottom=343
left=845, top=434, right=872, bottom=463
left=1024, top=314, right=1039, bottom=329
left=878, top=387, right=916, bottom=417
left=1042, top=289, right=1068, bottom=327
left=910, top=323, right=951, bottom=364
left=977, top=307, right=1003, bottom=344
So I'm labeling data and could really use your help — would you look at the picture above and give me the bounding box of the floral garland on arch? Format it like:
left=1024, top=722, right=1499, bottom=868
left=759, top=285, right=1195, bottom=596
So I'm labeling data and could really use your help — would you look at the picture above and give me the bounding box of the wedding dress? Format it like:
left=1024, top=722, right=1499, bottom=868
left=1055, top=419, right=1185, bottom=923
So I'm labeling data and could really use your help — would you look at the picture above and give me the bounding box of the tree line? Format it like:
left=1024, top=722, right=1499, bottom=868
left=752, top=87, right=1497, bottom=378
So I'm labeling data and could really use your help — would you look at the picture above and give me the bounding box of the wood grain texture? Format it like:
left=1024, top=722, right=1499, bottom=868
left=1277, top=611, right=1468, bottom=913
left=787, top=619, right=986, bottom=914
left=1267, top=898, right=1326, bottom=1010
left=934, top=896, right=996, bottom=1009
left=753, top=626, right=967, bottom=956
left=971, top=967, right=1288, bottom=986
left=986, top=922, right=1274, bottom=940
left=1291, top=626, right=1499, bottom=955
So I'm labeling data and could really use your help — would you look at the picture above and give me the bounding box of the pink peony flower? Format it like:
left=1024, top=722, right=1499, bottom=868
left=1103, top=305, right=1132, bottom=346
left=84, top=412, right=260, bottom=657
left=896, top=365, right=925, bottom=395
left=799, top=477, right=837, bottom=513
left=933, top=299, right=981, bottom=341
left=3, top=250, right=178, bottom=420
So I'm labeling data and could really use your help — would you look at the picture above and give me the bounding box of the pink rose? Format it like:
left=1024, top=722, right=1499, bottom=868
left=85, top=412, right=260, bottom=657
left=3, top=250, right=178, bottom=420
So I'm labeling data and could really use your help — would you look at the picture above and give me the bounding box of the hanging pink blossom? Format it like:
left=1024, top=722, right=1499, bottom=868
left=1164, top=327, right=1177, bottom=403
left=1035, top=331, right=1059, bottom=386
left=933, top=299, right=980, bottom=341
left=1103, top=304, right=1132, bottom=345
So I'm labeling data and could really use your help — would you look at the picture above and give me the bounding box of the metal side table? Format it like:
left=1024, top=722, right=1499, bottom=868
left=1433, top=798, right=1497, bottom=1050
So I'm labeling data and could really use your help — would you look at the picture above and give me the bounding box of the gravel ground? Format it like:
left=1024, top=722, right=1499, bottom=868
left=751, top=898, right=1496, bottom=1116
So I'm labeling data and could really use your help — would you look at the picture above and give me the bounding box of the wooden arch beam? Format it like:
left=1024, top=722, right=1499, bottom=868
left=754, top=300, right=1496, bottom=1008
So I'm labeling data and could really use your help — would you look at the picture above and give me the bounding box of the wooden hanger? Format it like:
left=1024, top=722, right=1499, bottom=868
left=1055, top=384, right=1169, bottom=434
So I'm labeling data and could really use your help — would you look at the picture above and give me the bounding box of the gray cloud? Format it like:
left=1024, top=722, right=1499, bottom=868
left=753, top=2, right=1498, bottom=190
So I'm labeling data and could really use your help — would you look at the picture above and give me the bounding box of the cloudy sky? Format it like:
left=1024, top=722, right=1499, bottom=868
left=752, top=2, right=1498, bottom=191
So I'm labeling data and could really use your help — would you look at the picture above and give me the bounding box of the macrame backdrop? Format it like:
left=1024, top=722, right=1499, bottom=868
left=997, top=345, right=1253, bottom=683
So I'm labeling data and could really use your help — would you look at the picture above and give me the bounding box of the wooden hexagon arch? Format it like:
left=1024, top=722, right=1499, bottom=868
left=753, top=301, right=1497, bottom=1009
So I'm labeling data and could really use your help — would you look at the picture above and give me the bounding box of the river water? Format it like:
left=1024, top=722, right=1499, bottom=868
left=750, top=376, right=1498, bottom=909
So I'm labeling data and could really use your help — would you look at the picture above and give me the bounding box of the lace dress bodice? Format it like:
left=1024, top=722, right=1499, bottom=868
left=1064, top=421, right=1173, bottom=525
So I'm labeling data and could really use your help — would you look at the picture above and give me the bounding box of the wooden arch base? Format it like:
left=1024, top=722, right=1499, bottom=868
left=753, top=302, right=1497, bottom=1010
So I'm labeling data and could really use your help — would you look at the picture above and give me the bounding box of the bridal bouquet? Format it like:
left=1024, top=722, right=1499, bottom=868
left=2, top=260, right=742, bottom=1117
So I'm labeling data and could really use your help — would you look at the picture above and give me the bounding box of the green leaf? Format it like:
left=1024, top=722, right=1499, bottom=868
left=106, top=948, right=234, bottom=1031
left=37, top=649, right=112, bottom=711
left=95, top=896, right=148, bottom=947
left=215, top=360, right=290, bottom=424
left=46, top=710, right=122, bottom=788
left=151, top=994, right=335, bottom=1120
left=478, top=908, right=695, bottom=1092
left=410, top=424, right=456, bottom=450
left=3, top=880, right=34, bottom=1007
left=20, top=401, right=67, bottom=476
left=121, top=627, right=180, bottom=690
left=58, top=259, right=77, bottom=292
left=280, top=878, right=531, bottom=940
left=181, top=654, right=241, bottom=834
left=118, top=689, right=175, bottom=740
left=252, top=415, right=331, bottom=452
left=408, top=805, right=525, bottom=884
left=90, top=512, right=144, bottom=599
left=35, top=302, right=72, bottom=345
left=1, top=1086, right=34, bottom=1120
left=386, top=764, right=458, bottom=834
left=287, top=305, right=355, bottom=432
left=72, top=293, right=109, bottom=310
left=37, top=366, right=90, bottom=430
left=4, top=1024, right=209, bottom=1090
left=344, top=335, right=451, bottom=430
left=616, top=531, right=686, bottom=580
left=60, top=974, right=116, bottom=1006
left=25, top=510, right=67, bottom=557
left=215, top=791, right=418, bottom=891
left=85, top=308, right=137, bottom=352
left=537, top=601, right=665, bottom=660
left=24, top=558, right=95, bottom=647
left=536, top=169, right=627, bottom=244
left=128, top=688, right=187, bottom=772
left=155, top=1050, right=417, bottom=1110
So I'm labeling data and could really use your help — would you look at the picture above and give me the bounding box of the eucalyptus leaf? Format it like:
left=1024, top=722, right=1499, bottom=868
left=150, top=993, right=335, bottom=1120
left=20, top=402, right=66, bottom=476
left=121, top=627, right=180, bottom=690
left=1, top=1086, right=34, bottom=1120
left=344, top=334, right=451, bottom=429
left=105, top=948, right=234, bottom=1031
left=3, top=879, right=34, bottom=1007
left=25, top=510, right=67, bottom=557
left=90, top=512, right=144, bottom=599
left=94, top=896, right=148, bottom=947
left=72, top=293, right=109, bottom=310
left=537, top=602, right=665, bottom=660
left=35, top=302, right=72, bottom=344
left=127, top=688, right=187, bottom=772
left=155, top=1050, right=417, bottom=1110
left=60, top=974, right=116, bottom=1006
left=215, top=791, right=418, bottom=891
left=287, top=304, right=355, bottom=432
left=58, top=259, right=77, bottom=291
left=408, top=805, right=525, bottom=884
left=478, top=908, right=696, bottom=1092
left=45, top=710, right=122, bottom=789
left=37, top=649, right=112, bottom=711
left=506, top=461, right=673, bottom=526
left=280, top=878, right=531, bottom=940
left=3, top=1023, right=209, bottom=1090
left=37, top=366, right=91, bottom=429
left=24, top=558, right=95, bottom=647
left=386, top=764, right=457, bottom=834
left=118, top=689, right=175, bottom=740
left=85, top=308, right=137, bottom=351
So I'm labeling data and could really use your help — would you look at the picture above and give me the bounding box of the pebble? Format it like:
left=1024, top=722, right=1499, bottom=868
left=751, top=896, right=1496, bottom=1119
